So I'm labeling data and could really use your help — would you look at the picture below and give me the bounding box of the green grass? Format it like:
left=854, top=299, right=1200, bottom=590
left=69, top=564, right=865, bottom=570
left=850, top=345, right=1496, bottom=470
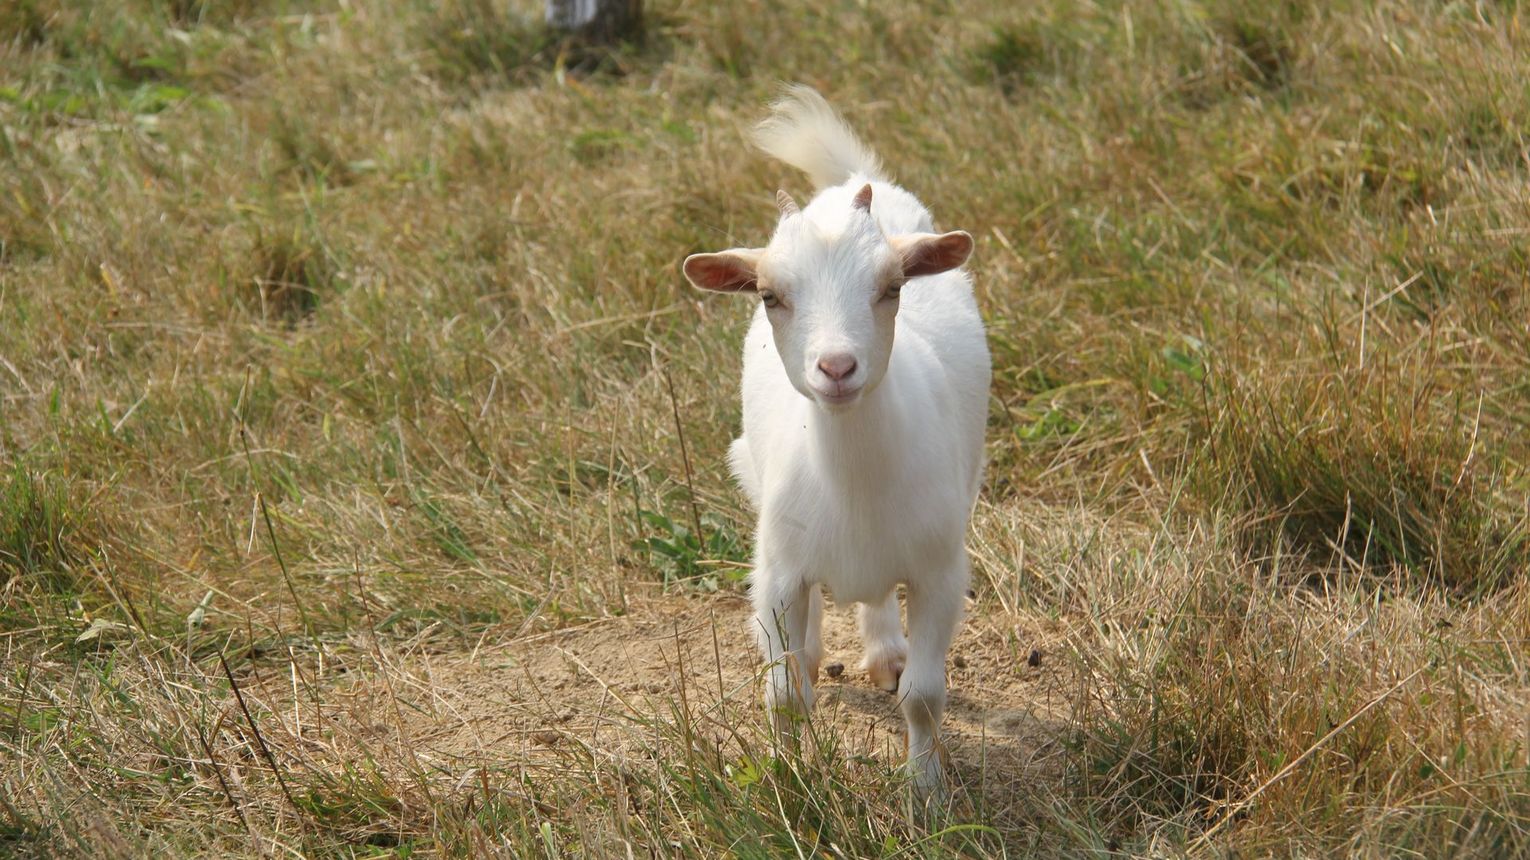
left=2, top=0, right=1528, bottom=856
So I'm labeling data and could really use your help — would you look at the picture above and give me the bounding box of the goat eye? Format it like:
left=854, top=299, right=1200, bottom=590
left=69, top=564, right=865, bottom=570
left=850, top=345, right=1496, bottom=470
left=760, top=290, right=781, bottom=308
left=884, top=282, right=903, bottom=301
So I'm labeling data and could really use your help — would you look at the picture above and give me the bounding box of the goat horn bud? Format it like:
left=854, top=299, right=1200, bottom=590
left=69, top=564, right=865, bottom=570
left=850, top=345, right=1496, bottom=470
left=852, top=183, right=873, bottom=212
left=776, top=189, right=800, bottom=218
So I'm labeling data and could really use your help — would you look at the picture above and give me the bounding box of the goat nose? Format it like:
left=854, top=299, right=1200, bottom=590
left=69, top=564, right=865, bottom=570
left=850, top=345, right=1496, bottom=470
left=817, top=353, right=857, bottom=381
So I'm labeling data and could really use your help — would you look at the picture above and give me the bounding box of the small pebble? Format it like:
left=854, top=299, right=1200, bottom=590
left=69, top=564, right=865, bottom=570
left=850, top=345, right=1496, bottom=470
left=532, top=730, right=561, bottom=747
left=824, top=662, right=845, bottom=679
left=1027, top=648, right=1042, bottom=668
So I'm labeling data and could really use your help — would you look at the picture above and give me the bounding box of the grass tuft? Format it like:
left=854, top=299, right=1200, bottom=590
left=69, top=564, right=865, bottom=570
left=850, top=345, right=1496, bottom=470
left=1, top=0, right=54, bottom=48
left=241, top=223, right=343, bottom=322
left=971, top=24, right=1051, bottom=96
left=0, top=467, right=88, bottom=593
left=1204, top=349, right=1528, bottom=593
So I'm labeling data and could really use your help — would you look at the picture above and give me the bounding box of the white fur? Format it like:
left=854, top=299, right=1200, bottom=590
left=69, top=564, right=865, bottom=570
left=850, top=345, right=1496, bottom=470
left=685, top=87, right=989, bottom=795
left=753, top=84, right=886, bottom=189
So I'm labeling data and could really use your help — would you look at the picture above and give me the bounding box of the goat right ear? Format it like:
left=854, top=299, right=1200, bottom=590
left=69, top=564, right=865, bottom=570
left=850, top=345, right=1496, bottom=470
left=683, top=249, right=763, bottom=293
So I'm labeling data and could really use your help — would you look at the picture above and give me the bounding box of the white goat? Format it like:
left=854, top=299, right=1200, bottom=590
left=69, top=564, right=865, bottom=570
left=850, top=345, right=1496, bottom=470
left=683, top=86, right=989, bottom=793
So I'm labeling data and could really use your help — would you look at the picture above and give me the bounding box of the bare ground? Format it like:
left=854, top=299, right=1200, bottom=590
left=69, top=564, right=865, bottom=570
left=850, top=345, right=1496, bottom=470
left=325, top=593, right=1073, bottom=811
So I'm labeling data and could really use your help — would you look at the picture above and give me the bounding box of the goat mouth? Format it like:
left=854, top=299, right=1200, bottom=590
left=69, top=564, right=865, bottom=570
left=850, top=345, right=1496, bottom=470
left=811, top=385, right=863, bottom=407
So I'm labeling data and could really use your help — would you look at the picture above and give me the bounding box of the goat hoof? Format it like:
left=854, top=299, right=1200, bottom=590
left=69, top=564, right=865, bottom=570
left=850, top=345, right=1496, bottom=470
left=907, top=741, right=949, bottom=808
left=863, top=650, right=906, bottom=692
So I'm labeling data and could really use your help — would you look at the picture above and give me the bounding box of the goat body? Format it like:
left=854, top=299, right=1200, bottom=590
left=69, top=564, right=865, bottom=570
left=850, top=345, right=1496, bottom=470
left=684, top=86, right=990, bottom=794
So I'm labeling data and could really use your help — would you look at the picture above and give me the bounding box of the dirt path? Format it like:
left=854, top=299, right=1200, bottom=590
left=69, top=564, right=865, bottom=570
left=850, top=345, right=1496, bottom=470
left=329, top=593, right=1076, bottom=807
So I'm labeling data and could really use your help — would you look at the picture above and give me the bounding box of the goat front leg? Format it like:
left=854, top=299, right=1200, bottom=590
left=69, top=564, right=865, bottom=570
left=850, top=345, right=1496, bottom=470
left=900, top=553, right=967, bottom=798
left=752, top=567, right=818, bottom=734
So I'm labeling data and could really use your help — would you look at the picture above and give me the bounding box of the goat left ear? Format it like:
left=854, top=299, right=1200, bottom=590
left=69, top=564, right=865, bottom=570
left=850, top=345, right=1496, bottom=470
left=891, top=231, right=974, bottom=278
left=683, top=249, right=763, bottom=293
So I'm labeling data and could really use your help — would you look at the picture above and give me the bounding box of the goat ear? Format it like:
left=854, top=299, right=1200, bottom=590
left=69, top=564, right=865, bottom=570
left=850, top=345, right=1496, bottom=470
left=683, top=249, right=763, bottom=293
left=891, top=231, right=973, bottom=278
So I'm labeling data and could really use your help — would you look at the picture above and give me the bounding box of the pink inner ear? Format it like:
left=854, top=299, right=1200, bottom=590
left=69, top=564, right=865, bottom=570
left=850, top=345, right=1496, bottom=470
left=899, top=232, right=973, bottom=278
left=684, top=253, right=759, bottom=292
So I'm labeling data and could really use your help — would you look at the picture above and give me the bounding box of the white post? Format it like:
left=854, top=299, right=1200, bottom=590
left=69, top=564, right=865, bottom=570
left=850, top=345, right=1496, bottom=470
left=544, top=0, right=641, bottom=41
left=544, top=0, right=598, bottom=30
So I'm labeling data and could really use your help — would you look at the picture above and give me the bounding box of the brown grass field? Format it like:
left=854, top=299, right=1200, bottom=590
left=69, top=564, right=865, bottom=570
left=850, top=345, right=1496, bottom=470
left=2, top=0, right=1529, bottom=856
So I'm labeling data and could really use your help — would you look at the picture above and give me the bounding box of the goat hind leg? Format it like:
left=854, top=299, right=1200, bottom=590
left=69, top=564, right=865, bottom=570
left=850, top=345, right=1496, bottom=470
left=803, top=584, right=825, bottom=684
left=858, top=591, right=908, bottom=692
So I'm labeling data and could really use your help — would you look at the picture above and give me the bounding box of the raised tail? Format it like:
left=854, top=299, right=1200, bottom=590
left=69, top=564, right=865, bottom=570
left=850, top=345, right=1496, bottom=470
left=752, top=84, right=885, bottom=189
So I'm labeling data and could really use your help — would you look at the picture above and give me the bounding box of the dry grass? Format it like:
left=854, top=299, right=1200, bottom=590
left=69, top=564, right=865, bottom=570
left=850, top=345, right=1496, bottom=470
left=2, top=0, right=1528, bottom=856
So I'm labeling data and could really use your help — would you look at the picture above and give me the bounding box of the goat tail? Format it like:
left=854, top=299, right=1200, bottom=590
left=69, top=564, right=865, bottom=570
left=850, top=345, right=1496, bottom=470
left=752, top=84, right=885, bottom=189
